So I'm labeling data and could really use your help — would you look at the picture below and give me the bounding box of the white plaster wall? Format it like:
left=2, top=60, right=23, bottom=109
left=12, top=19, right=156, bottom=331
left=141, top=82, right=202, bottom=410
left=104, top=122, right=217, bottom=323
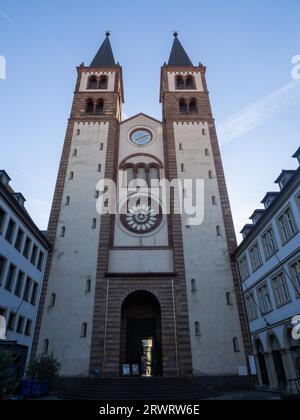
left=37, top=122, right=109, bottom=376
left=168, top=72, right=204, bottom=92
left=0, top=198, right=48, bottom=359
left=79, top=71, right=116, bottom=92
left=109, top=250, right=174, bottom=273
left=174, top=122, right=247, bottom=375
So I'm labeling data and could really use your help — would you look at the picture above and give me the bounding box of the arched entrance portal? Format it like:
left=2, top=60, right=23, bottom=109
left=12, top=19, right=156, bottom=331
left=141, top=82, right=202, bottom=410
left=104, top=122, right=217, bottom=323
left=255, top=339, right=269, bottom=386
left=120, top=291, right=163, bottom=377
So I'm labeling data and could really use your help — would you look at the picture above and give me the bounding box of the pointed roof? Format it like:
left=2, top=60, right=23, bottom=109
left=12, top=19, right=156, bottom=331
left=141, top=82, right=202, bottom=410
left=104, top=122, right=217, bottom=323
left=168, top=32, right=193, bottom=66
left=90, top=32, right=116, bottom=67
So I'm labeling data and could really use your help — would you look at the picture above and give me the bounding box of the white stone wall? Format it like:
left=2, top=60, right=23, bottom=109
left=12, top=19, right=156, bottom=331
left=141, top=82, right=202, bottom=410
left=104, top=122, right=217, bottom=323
left=79, top=72, right=116, bottom=92
left=173, top=122, right=247, bottom=375
left=167, top=72, right=204, bottom=92
left=37, top=122, right=109, bottom=376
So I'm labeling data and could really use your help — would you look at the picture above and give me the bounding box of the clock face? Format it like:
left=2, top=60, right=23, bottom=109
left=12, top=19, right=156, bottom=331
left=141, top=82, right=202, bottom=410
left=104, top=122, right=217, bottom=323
left=130, top=129, right=153, bottom=146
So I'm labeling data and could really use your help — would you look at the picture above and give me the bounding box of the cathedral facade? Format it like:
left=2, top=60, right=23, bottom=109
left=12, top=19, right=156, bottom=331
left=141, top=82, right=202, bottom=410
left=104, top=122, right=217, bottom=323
left=32, top=34, right=250, bottom=379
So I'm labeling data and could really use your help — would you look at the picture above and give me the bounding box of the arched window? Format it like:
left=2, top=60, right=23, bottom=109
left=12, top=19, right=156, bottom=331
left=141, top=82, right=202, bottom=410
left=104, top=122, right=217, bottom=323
left=95, top=99, right=104, bottom=114
left=195, top=322, right=201, bottom=336
left=99, top=75, right=108, bottom=89
left=176, top=75, right=185, bottom=89
left=191, top=279, right=197, bottom=293
left=179, top=98, right=188, bottom=113
left=226, top=292, right=233, bottom=306
left=81, top=323, right=88, bottom=338
left=87, top=75, right=97, bottom=89
left=49, top=293, right=56, bottom=308
left=86, top=98, right=94, bottom=114
left=233, top=337, right=240, bottom=352
left=149, top=167, right=160, bottom=184
left=189, top=98, right=198, bottom=113
left=137, top=167, right=147, bottom=183
left=42, top=339, right=49, bottom=355
left=186, top=75, right=196, bottom=89
left=86, top=279, right=91, bottom=293
left=126, top=168, right=135, bottom=187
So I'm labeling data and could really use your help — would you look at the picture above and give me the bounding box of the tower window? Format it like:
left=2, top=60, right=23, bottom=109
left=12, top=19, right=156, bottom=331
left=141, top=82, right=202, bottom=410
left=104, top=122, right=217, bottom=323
left=100, top=143, right=104, bottom=151
left=69, top=171, right=74, bottom=180
left=208, top=170, right=213, bottom=179
left=179, top=98, right=188, bottom=113
left=181, top=164, right=185, bottom=172
left=205, top=148, right=210, bottom=156
left=226, top=292, right=233, bottom=306
left=65, top=196, right=70, bottom=206
left=60, top=227, right=66, bottom=238
left=195, top=322, right=201, bottom=336
left=175, top=75, right=185, bottom=89
left=76, top=129, right=81, bottom=136
left=216, top=226, right=222, bottom=236
left=72, top=149, right=77, bottom=157
left=191, top=279, right=197, bottom=293
left=189, top=98, right=198, bottom=113
left=86, top=98, right=94, bottom=114
left=202, top=129, right=206, bottom=136
left=212, top=196, right=217, bottom=206
left=87, top=75, right=97, bottom=90
left=86, top=279, right=92, bottom=293
left=42, top=339, right=49, bottom=355
left=97, top=164, right=102, bottom=173
left=81, top=323, right=88, bottom=338
left=179, top=143, right=183, bottom=151
left=92, top=218, right=97, bottom=229
left=99, top=75, right=108, bottom=89
left=233, top=338, right=240, bottom=353
left=185, top=75, right=196, bottom=89
left=95, top=99, right=104, bottom=115
left=49, top=293, right=56, bottom=308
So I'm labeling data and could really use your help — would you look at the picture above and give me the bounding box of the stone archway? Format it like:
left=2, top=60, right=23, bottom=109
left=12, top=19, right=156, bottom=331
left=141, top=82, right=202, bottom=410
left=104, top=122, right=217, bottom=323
left=255, top=339, right=269, bottom=386
left=120, top=291, right=163, bottom=377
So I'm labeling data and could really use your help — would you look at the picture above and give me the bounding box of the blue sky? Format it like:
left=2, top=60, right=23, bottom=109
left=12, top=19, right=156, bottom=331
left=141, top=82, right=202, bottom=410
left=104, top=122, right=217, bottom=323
left=0, top=0, right=299, bottom=240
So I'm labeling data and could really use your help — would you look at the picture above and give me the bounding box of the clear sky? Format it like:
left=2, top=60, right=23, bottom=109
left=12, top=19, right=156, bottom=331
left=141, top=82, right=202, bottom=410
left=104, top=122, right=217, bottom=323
left=0, top=0, right=299, bottom=241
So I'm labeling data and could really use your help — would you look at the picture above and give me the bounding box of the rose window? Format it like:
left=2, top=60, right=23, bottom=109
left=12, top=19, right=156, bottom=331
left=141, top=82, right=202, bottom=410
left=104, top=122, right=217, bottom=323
left=121, top=201, right=162, bottom=234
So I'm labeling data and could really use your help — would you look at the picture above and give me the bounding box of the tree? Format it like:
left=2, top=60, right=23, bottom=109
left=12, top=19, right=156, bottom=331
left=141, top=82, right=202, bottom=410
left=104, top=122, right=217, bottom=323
left=0, top=348, right=18, bottom=400
left=26, top=354, right=61, bottom=381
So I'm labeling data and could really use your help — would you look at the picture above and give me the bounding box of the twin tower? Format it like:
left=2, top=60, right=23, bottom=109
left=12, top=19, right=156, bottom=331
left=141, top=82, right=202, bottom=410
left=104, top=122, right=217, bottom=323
left=32, top=33, right=250, bottom=380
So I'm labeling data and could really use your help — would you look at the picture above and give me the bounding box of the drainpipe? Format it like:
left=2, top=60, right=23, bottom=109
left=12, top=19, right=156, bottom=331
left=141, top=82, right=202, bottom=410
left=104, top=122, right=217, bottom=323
left=102, top=278, right=110, bottom=377
left=171, top=279, right=179, bottom=377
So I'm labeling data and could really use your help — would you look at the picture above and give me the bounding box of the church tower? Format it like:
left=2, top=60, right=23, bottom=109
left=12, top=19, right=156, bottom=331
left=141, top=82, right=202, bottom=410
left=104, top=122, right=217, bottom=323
left=160, top=33, right=250, bottom=374
left=32, top=33, right=249, bottom=380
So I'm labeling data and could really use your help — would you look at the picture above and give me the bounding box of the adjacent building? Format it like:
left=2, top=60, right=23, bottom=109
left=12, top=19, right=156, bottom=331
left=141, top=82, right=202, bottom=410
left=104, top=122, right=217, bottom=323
left=0, top=170, right=50, bottom=375
left=235, top=148, right=300, bottom=389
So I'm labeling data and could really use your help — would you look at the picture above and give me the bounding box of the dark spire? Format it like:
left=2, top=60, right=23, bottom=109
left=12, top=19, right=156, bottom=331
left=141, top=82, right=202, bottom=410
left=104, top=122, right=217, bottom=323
left=90, top=32, right=116, bottom=67
left=168, top=32, right=193, bottom=66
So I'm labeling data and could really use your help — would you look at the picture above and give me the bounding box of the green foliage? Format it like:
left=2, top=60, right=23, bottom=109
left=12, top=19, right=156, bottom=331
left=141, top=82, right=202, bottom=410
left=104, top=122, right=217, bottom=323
left=26, top=354, right=61, bottom=381
left=0, top=348, right=19, bottom=400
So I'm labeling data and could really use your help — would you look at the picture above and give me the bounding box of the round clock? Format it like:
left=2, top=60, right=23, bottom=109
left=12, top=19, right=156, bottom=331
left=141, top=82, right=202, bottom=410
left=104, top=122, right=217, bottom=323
left=130, top=129, right=153, bottom=146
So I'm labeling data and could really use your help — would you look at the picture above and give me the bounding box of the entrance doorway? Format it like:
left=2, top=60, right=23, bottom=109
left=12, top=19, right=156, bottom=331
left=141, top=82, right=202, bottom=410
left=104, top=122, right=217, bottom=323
left=120, top=291, right=163, bottom=377
left=270, top=335, right=287, bottom=386
left=256, top=340, right=269, bottom=386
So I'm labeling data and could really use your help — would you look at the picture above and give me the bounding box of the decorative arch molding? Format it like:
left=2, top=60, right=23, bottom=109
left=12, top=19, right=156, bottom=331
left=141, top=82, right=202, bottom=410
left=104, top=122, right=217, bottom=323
left=119, top=153, right=164, bottom=170
left=253, top=336, right=265, bottom=356
left=266, top=331, right=283, bottom=353
left=121, top=288, right=162, bottom=308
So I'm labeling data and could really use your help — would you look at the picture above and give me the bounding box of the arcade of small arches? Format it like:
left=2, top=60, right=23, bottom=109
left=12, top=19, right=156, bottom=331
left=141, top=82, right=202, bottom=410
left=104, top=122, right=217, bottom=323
left=252, top=326, right=300, bottom=388
left=179, top=98, right=198, bottom=114
left=175, top=75, right=196, bottom=90
left=87, top=74, right=109, bottom=90
left=85, top=98, right=104, bottom=115
left=122, top=163, right=161, bottom=187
